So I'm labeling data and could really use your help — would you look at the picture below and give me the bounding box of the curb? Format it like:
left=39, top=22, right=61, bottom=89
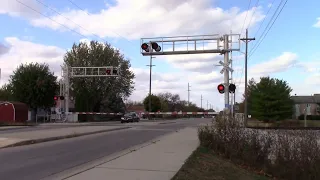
left=41, top=127, right=187, bottom=180
left=1, top=127, right=131, bottom=149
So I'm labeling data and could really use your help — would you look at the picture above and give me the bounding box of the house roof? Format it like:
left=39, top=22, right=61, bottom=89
left=291, top=95, right=320, bottom=104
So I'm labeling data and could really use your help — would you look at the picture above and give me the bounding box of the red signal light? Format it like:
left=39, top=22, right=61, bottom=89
left=217, top=84, right=225, bottom=94
left=54, top=96, right=58, bottom=100
left=106, top=69, right=111, bottom=75
left=141, top=43, right=149, bottom=52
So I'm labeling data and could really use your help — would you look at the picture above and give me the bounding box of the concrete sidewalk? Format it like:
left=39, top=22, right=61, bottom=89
left=0, top=126, right=130, bottom=148
left=64, top=127, right=198, bottom=180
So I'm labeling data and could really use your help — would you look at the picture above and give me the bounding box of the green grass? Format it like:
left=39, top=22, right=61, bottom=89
left=171, top=146, right=271, bottom=180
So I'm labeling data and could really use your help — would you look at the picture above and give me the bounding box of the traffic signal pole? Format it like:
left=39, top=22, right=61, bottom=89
left=146, top=53, right=156, bottom=117
left=188, top=83, right=191, bottom=106
left=61, top=65, right=120, bottom=122
left=223, top=35, right=230, bottom=112
left=240, top=29, right=255, bottom=126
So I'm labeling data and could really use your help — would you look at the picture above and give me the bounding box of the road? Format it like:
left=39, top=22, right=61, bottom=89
left=0, top=118, right=211, bottom=180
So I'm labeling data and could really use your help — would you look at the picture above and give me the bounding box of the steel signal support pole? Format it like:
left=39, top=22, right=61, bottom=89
left=188, top=83, right=191, bottom=106
left=223, top=35, right=230, bottom=112
left=240, top=29, right=255, bottom=126
left=147, top=55, right=156, bottom=118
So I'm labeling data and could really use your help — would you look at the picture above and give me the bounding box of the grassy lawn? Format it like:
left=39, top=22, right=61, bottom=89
left=171, top=146, right=270, bottom=180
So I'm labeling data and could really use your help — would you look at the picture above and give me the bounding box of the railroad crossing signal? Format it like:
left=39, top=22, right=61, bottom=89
left=54, top=96, right=65, bottom=100
left=229, top=83, right=236, bottom=93
left=217, top=84, right=236, bottom=94
left=217, top=84, right=225, bottom=94
left=219, top=60, right=233, bottom=74
left=141, top=42, right=161, bottom=53
left=106, top=67, right=119, bottom=76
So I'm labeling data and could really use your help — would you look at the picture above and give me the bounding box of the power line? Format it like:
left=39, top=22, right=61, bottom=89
left=16, top=0, right=87, bottom=39
left=247, top=0, right=260, bottom=28
left=249, top=0, right=288, bottom=59
left=240, top=0, right=252, bottom=35
left=236, top=0, right=252, bottom=86
left=66, top=0, right=132, bottom=43
left=236, top=0, right=287, bottom=86
left=249, top=0, right=287, bottom=56
left=249, top=1, right=284, bottom=56
left=253, top=0, right=277, bottom=38
left=35, top=0, right=105, bottom=42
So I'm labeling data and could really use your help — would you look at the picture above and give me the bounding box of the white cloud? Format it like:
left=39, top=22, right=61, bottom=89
left=267, top=3, right=273, bottom=8
left=313, top=17, right=320, bottom=28
left=248, top=52, right=298, bottom=76
left=0, top=37, right=65, bottom=86
left=28, top=0, right=265, bottom=40
left=0, top=0, right=43, bottom=18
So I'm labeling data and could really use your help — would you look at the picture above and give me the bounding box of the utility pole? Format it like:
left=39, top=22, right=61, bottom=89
left=146, top=55, right=156, bottom=116
left=207, top=100, right=209, bottom=110
left=187, top=83, right=191, bottom=106
left=201, top=95, right=203, bottom=109
left=240, top=29, right=255, bottom=126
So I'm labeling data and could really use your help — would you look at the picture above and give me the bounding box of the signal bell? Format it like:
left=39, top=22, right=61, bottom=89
left=217, top=84, right=225, bottom=94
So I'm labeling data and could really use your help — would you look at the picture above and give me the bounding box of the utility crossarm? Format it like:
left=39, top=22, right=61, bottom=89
left=70, top=66, right=120, bottom=77
left=140, top=34, right=241, bottom=56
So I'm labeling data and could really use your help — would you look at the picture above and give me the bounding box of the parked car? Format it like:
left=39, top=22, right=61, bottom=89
left=121, top=112, right=140, bottom=123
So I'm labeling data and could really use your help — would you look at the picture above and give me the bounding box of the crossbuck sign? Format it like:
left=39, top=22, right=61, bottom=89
left=219, top=60, right=233, bottom=74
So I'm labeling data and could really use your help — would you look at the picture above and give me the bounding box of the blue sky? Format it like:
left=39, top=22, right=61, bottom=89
left=0, top=0, right=319, bottom=111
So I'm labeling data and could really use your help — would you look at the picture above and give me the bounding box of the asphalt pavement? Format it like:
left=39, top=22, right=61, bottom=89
left=0, top=118, right=211, bottom=180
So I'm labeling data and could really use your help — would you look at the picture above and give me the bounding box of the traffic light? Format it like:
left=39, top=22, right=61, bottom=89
left=59, top=96, right=65, bottom=100
left=217, top=84, right=225, bottom=94
left=141, top=42, right=161, bottom=52
left=229, top=83, right=236, bottom=93
left=106, top=68, right=111, bottom=75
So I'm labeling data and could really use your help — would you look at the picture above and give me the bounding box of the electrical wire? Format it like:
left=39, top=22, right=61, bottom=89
left=66, top=0, right=133, bottom=43
left=248, top=0, right=288, bottom=59
left=247, top=0, right=261, bottom=28
left=240, top=0, right=252, bottom=36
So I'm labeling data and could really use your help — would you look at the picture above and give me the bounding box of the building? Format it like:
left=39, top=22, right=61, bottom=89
left=0, top=101, right=28, bottom=122
left=291, top=94, right=320, bottom=119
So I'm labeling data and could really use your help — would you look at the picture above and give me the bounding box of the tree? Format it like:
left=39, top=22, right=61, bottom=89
left=9, top=62, right=58, bottom=111
left=64, top=41, right=135, bottom=112
left=158, top=92, right=180, bottom=111
left=0, top=84, right=14, bottom=101
left=250, top=77, right=294, bottom=122
left=143, top=94, right=161, bottom=112
left=241, top=78, right=256, bottom=115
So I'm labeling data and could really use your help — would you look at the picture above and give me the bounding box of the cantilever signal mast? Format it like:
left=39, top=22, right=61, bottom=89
left=140, top=34, right=240, bottom=113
